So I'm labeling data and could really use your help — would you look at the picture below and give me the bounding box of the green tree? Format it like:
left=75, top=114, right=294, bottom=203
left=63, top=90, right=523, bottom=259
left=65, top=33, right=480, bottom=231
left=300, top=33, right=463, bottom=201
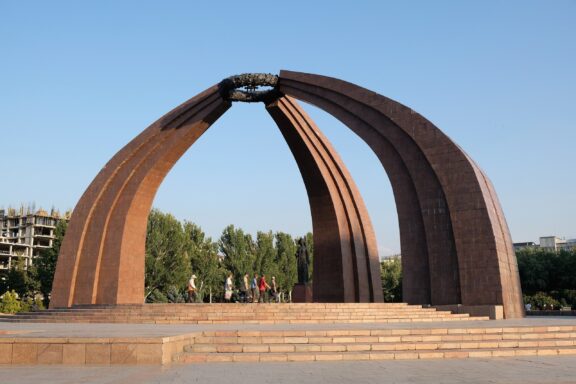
left=3, top=258, right=38, bottom=298
left=274, top=232, right=298, bottom=299
left=517, top=248, right=556, bottom=294
left=219, top=225, right=255, bottom=279
left=523, top=292, right=560, bottom=310
left=145, top=209, right=191, bottom=302
left=381, top=256, right=402, bottom=302
left=183, top=221, right=225, bottom=302
left=255, top=231, right=276, bottom=277
left=517, top=248, right=576, bottom=309
left=304, top=232, right=314, bottom=281
left=0, top=291, right=21, bottom=314
left=31, top=219, right=67, bottom=306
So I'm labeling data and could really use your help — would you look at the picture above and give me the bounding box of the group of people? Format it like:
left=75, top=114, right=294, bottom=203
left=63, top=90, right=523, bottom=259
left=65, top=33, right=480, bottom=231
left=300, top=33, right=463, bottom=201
left=226, top=273, right=279, bottom=303
left=186, top=273, right=280, bottom=303
left=186, top=239, right=309, bottom=304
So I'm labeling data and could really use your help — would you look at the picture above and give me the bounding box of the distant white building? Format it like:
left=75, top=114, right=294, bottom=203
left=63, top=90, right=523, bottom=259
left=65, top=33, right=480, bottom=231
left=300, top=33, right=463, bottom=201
left=539, top=236, right=576, bottom=252
left=0, top=206, right=69, bottom=270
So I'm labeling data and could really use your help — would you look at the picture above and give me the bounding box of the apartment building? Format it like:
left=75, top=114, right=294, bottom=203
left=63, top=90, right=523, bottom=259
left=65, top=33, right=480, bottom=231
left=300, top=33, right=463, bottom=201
left=0, top=206, right=69, bottom=270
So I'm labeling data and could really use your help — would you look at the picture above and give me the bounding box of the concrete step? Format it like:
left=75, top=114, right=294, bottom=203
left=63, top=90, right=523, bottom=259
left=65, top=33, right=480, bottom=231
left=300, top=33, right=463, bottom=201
left=175, top=346, right=576, bottom=363
left=7, top=312, right=473, bottom=319
left=0, top=317, right=489, bottom=324
left=185, top=337, right=576, bottom=353
left=171, top=324, right=576, bottom=363
left=0, top=303, right=490, bottom=324
left=0, top=310, right=482, bottom=316
left=194, top=326, right=576, bottom=344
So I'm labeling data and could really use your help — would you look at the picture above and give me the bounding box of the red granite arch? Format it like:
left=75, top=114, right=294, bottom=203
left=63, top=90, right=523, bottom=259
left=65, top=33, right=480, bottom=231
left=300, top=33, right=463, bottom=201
left=51, top=85, right=383, bottom=308
left=51, top=86, right=232, bottom=308
left=267, top=96, right=382, bottom=303
left=51, top=71, right=523, bottom=318
left=278, top=70, right=523, bottom=318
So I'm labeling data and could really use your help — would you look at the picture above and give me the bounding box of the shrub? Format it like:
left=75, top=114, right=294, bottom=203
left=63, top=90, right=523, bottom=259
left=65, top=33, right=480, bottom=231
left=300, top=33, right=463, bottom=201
left=20, top=296, right=45, bottom=312
left=0, top=290, right=22, bottom=314
left=524, top=292, right=560, bottom=310
left=146, top=289, right=168, bottom=303
left=166, top=285, right=186, bottom=303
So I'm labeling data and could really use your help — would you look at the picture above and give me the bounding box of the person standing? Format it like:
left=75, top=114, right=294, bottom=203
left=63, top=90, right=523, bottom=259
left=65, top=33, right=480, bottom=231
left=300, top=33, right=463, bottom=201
left=258, top=274, right=271, bottom=303
left=224, top=273, right=234, bottom=303
left=251, top=273, right=259, bottom=303
left=242, top=273, right=250, bottom=303
left=187, top=274, right=197, bottom=303
left=271, top=276, right=279, bottom=303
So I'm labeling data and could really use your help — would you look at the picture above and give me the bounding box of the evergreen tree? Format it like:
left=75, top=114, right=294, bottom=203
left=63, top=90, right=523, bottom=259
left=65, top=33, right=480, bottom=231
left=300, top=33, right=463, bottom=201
left=305, top=232, right=314, bottom=281
left=274, top=232, right=298, bottom=297
left=183, top=221, right=225, bottom=302
left=145, top=209, right=191, bottom=302
left=255, top=231, right=276, bottom=277
left=219, top=225, right=255, bottom=280
left=3, top=258, right=37, bottom=298
left=381, top=256, right=402, bottom=302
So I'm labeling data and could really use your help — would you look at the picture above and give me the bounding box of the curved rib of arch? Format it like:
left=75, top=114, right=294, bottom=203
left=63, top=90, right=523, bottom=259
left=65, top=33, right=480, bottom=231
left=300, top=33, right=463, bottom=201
left=266, top=96, right=383, bottom=302
left=277, top=75, right=459, bottom=306
left=51, top=85, right=231, bottom=308
left=278, top=70, right=523, bottom=318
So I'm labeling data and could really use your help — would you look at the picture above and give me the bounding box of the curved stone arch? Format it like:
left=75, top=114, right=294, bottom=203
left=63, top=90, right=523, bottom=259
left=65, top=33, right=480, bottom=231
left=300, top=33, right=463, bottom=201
left=51, top=86, right=231, bottom=308
left=278, top=70, right=523, bottom=318
left=51, top=71, right=523, bottom=318
left=266, top=96, right=382, bottom=302
left=278, top=76, right=458, bottom=306
left=51, top=82, right=384, bottom=307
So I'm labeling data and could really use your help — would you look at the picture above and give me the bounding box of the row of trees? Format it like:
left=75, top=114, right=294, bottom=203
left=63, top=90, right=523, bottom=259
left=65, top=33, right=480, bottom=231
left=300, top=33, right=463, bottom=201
left=0, top=209, right=313, bottom=310
left=517, top=248, right=576, bottom=309
left=145, top=209, right=312, bottom=303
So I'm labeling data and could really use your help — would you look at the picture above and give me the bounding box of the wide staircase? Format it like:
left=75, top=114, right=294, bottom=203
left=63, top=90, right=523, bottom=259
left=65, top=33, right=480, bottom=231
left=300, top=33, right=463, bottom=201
left=1, top=303, right=576, bottom=363
left=0, top=303, right=485, bottom=324
left=174, top=324, right=576, bottom=362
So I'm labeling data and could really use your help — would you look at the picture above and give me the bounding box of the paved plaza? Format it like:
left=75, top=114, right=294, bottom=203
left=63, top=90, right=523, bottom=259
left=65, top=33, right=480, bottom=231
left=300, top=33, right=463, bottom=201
left=0, top=356, right=575, bottom=384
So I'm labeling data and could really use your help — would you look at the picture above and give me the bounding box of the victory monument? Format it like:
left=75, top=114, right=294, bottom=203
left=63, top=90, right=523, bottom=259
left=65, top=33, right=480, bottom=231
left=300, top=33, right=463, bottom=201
left=50, top=71, right=524, bottom=319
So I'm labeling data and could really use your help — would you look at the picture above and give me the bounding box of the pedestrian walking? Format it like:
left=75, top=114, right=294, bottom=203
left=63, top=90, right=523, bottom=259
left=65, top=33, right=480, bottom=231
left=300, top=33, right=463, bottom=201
left=271, top=276, right=279, bottom=303
left=258, top=274, right=271, bottom=303
left=242, top=273, right=250, bottom=303
left=251, top=273, right=259, bottom=303
left=187, top=274, right=197, bottom=303
left=224, top=273, right=234, bottom=303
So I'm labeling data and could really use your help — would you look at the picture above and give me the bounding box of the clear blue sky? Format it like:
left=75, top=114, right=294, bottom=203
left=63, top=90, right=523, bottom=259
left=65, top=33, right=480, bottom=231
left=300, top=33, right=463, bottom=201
left=1, top=1, right=574, bottom=256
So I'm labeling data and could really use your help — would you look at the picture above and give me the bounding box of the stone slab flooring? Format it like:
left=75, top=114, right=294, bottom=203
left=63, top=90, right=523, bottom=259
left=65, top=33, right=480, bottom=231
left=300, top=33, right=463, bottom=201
left=1, top=357, right=576, bottom=384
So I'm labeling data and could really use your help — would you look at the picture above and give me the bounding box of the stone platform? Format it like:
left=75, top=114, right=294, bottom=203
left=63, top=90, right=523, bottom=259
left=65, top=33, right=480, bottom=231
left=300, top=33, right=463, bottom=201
left=0, top=303, right=488, bottom=324
left=0, top=304, right=575, bottom=365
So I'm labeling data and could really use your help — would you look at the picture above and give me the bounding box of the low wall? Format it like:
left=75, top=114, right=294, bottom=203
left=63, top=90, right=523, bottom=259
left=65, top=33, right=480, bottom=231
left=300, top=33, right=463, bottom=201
left=0, top=332, right=199, bottom=365
left=434, top=305, right=504, bottom=320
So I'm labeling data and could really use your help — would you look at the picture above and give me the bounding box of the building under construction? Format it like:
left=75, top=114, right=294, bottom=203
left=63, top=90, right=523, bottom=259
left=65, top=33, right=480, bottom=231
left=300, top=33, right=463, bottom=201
left=0, top=206, right=69, bottom=270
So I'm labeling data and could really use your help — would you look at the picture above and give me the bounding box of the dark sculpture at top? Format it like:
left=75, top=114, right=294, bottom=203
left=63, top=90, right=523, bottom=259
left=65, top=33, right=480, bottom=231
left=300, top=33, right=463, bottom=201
left=219, top=73, right=279, bottom=103
left=50, top=70, right=523, bottom=318
left=296, top=238, right=310, bottom=284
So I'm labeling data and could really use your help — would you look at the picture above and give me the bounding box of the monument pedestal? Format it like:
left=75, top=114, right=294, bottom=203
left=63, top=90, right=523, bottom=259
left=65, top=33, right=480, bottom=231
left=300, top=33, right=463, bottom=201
left=292, top=283, right=313, bottom=303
